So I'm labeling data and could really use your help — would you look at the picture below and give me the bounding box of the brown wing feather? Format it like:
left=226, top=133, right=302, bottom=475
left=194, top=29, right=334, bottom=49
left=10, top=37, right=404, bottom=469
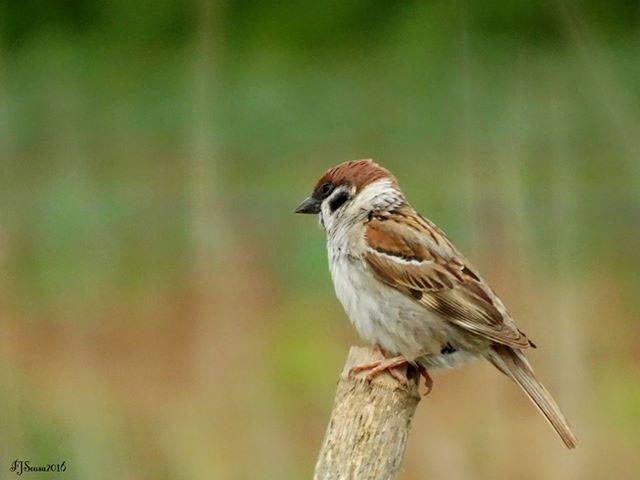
left=364, top=207, right=531, bottom=349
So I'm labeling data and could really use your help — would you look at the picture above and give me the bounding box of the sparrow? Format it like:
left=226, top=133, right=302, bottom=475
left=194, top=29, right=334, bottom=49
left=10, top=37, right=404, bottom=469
left=295, top=159, right=577, bottom=449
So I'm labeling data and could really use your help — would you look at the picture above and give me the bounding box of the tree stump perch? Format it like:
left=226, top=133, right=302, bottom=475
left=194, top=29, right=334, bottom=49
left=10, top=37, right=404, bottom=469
left=313, top=346, right=422, bottom=480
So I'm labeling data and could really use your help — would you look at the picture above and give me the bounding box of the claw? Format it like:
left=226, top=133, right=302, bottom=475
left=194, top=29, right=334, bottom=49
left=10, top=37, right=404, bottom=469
left=416, top=364, right=433, bottom=396
left=351, top=355, right=410, bottom=388
left=349, top=348, right=435, bottom=394
left=349, top=360, right=385, bottom=377
left=381, top=365, right=410, bottom=389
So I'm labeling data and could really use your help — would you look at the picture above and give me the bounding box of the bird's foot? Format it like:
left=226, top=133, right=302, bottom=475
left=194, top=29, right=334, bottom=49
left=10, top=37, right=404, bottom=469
left=349, top=354, right=411, bottom=389
left=349, top=347, right=434, bottom=395
left=416, top=363, right=433, bottom=396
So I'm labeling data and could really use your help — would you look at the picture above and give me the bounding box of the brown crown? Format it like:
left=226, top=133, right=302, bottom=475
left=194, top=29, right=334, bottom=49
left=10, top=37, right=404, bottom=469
left=314, top=159, right=396, bottom=193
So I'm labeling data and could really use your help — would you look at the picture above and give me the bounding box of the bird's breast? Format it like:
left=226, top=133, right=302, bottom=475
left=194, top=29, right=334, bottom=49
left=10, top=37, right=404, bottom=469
left=328, top=248, right=448, bottom=360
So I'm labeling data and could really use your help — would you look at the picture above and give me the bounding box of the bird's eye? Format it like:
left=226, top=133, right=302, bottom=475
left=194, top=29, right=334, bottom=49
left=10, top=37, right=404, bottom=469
left=320, top=182, right=334, bottom=197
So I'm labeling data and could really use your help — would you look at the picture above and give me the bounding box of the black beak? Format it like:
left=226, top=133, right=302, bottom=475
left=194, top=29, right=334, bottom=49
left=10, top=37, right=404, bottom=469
left=294, top=196, right=321, bottom=214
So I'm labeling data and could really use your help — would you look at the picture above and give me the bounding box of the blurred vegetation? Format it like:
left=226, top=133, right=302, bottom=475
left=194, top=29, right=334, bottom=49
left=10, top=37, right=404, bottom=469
left=1, top=1, right=639, bottom=479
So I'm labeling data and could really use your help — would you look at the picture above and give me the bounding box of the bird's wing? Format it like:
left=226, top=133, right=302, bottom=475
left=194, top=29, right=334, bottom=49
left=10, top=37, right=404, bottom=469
left=363, top=206, right=532, bottom=349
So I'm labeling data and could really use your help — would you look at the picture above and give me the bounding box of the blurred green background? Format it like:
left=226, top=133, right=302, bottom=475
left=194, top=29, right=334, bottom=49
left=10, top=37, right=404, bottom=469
left=1, top=1, right=639, bottom=479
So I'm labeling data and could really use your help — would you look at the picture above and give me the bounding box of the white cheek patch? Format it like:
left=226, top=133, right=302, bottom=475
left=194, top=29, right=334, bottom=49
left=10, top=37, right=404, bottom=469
left=322, top=179, right=404, bottom=237
left=350, top=179, right=400, bottom=212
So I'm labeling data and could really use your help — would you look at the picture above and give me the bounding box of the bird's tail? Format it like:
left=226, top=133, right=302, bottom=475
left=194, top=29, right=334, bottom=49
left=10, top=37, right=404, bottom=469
left=487, top=344, right=577, bottom=449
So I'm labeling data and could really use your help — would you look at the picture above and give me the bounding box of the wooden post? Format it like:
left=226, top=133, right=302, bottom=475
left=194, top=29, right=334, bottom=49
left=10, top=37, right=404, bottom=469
left=313, top=346, right=421, bottom=480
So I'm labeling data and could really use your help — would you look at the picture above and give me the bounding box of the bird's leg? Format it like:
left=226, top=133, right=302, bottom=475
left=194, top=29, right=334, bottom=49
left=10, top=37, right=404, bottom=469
left=363, top=356, right=410, bottom=385
left=416, top=363, right=433, bottom=396
left=347, top=345, right=387, bottom=375
left=348, top=348, right=435, bottom=394
left=349, top=347, right=410, bottom=388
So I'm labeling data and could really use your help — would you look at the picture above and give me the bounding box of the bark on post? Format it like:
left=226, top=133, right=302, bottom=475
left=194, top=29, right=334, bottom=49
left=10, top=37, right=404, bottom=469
left=313, top=346, right=421, bottom=480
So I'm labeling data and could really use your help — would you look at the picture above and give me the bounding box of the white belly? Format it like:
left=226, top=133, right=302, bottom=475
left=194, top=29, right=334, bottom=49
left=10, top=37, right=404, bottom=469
left=329, top=252, right=448, bottom=360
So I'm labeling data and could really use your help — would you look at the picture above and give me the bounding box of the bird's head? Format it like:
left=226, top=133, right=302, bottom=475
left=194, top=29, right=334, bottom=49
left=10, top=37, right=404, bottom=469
left=295, top=159, right=404, bottom=232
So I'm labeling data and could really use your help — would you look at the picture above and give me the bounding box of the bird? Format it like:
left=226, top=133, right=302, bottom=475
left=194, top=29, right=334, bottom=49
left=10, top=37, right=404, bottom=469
left=295, top=159, right=577, bottom=449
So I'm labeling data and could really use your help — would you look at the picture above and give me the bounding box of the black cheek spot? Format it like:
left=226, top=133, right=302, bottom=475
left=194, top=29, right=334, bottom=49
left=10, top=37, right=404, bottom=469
left=329, top=191, right=349, bottom=212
